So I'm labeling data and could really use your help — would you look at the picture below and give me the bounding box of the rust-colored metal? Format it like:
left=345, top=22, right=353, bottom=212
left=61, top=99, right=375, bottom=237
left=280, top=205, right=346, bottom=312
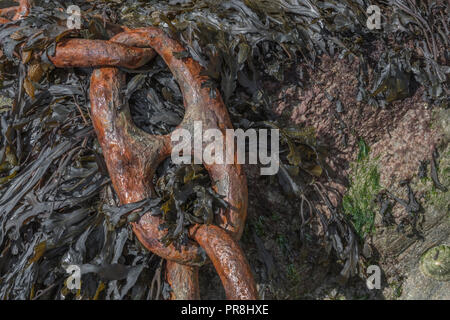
left=50, top=39, right=156, bottom=69
left=0, top=0, right=30, bottom=24
left=89, top=68, right=205, bottom=267
left=109, top=28, right=254, bottom=299
left=90, top=67, right=202, bottom=300
left=89, top=65, right=256, bottom=298
left=165, top=225, right=257, bottom=300
left=0, top=4, right=152, bottom=67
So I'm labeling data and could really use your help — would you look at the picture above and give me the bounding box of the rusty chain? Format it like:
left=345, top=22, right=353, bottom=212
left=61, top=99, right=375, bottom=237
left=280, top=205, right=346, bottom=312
left=0, top=1, right=258, bottom=300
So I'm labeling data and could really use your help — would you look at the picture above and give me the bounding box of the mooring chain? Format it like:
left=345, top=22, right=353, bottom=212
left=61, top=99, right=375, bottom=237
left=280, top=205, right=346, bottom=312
left=0, top=2, right=258, bottom=300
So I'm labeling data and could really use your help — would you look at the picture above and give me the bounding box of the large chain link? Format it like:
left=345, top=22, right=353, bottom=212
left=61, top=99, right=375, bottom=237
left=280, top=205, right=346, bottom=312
left=1, top=2, right=257, bottom=300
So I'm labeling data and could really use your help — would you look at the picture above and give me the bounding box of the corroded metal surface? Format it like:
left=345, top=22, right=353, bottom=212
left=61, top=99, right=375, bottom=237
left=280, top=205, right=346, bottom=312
left=165, top=261, right=200, bottom=300
left=110, top=27, right=249, bottom=248
left=13, top=0, right=30, bottom=20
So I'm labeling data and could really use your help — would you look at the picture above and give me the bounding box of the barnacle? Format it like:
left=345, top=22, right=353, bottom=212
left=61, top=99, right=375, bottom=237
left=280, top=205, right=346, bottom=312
left=420, top=245, right=450, bottom=281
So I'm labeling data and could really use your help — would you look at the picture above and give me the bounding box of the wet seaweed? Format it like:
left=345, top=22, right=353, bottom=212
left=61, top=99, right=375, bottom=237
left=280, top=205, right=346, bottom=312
left=0, top=0, right=448, bottom=298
